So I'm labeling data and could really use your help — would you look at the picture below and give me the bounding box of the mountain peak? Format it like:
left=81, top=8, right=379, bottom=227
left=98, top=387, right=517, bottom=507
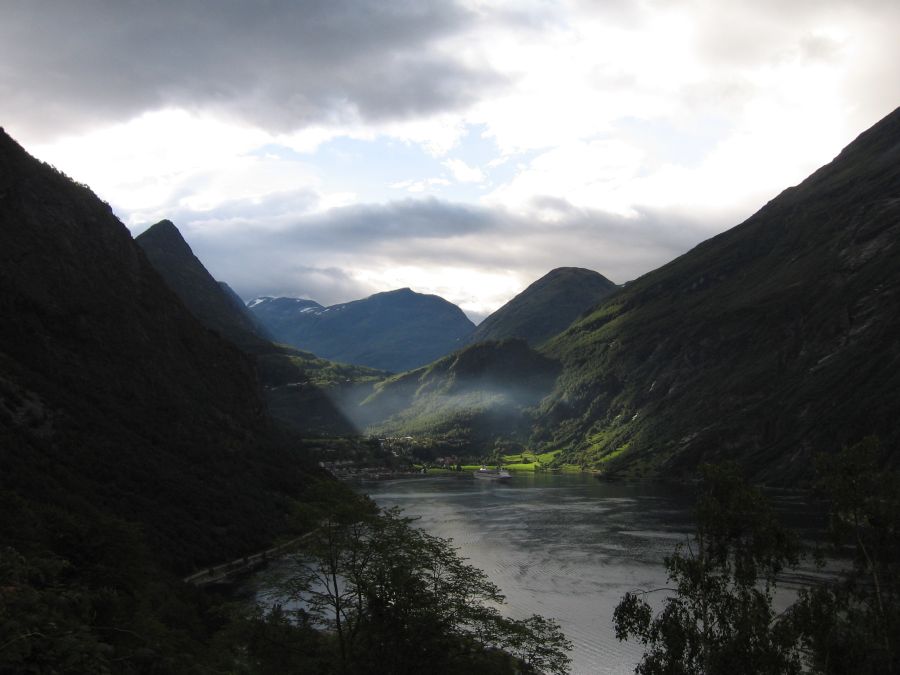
left=249, top=287, right=475, bottom=371
left=135, top=220, right=272, bottom=351
left=470, top=266, right=618, bottom=346
left=137, top=219, right=194, bottom=256
left=374, top=287, right=416, bottom=298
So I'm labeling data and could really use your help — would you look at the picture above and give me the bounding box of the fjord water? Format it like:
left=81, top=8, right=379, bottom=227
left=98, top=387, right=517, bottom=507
left=358, top=474, right=695, bottom=675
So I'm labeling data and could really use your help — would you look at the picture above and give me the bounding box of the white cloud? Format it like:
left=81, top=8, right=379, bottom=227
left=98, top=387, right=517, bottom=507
left=390, top=178, right=452, bottom=193
left=484, top=139, right=645, bottom=217
left=443, top=158, right=486, bottom=183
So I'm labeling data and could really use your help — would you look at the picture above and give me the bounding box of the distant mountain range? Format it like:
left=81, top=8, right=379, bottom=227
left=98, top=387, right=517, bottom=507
left=468, top=267, right=618, bottom=346
left=248, top=290, right=477, bottom=372
left=248, top=267, right=619, bottom=373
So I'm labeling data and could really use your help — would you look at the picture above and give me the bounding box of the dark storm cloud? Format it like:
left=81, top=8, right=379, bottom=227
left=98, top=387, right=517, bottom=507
left=0, top=0, right=502, bottom=141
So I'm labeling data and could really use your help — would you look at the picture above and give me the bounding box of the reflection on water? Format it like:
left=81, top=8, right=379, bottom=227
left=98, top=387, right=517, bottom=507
left=358, top=474, right=695, bottom=675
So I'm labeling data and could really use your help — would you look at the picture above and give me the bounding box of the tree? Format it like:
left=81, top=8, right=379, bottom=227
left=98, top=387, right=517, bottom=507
left=613, top=463, right=801, bottom=674
left=265, top=504, right=571, bottom=675
left=788, top=437, right=900, bottom=674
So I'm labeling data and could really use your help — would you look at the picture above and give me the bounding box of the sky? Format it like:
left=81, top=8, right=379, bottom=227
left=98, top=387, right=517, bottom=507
left=2, top=0, right=899, bottom=322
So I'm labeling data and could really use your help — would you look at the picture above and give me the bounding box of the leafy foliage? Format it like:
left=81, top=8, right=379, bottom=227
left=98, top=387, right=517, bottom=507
left=614, top=463, right=802, bottom=674
left=616, top=443, right=900, bottom=674
left=789, top=438, right=900, bottom=673
left=263, top=502, right=571, bottom=675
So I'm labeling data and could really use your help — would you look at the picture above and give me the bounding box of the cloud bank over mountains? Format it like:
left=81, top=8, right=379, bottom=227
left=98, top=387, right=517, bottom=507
left=4, top=0, right=899, bottom=317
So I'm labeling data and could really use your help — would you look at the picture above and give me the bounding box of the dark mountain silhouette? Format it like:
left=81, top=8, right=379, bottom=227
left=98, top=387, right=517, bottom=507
left=249, top=289, right=476, bottom=372
left=469, top=267, right=618, bottom=346
left=135, top=219, right=273, bottom=353
left=135, top=219, right=383, bottom=436
left=537, top=106, right=900, bottom=483
left=0, top=128, right=317, bottom=574
left=218, top=280, right=273, bottom=340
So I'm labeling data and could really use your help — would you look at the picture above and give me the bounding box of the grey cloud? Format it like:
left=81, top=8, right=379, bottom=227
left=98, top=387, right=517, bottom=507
left=154, top=187, right=323, bottom=226
left=184, top=225, right=378, bottom=305
left=1, top=0, right=504, bottom=142
left=232, top=264, right=376, bottom=307
left=275, top=198, right=498, bottom=246
left=158, top=194, right=718, bottom=308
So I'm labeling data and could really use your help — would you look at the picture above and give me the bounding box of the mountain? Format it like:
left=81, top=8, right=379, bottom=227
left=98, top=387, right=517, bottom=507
left=469, top=267, right=618, bottom=346
left=0, top=127, right=317, bottom=574
left=536, top=107, right=900, bottom=483
left=219, top=280, right=273, bottom=340
left=135, top=219, right=385, bottom=435
left=360, top=339, right=560, bottom=452
left=249, top=288, right=476, bottom=372
left=135, top=219, right=273, bottom=353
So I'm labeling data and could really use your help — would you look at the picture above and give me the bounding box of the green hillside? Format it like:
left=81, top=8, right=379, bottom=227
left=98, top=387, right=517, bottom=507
left=361, top=339, right=560, bottom=451
left=536, top=106, right=900, bottom=483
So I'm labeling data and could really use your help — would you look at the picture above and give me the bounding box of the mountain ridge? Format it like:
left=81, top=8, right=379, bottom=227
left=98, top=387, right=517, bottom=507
left=135, top=219, right=273, bottom=353
left=135, top=219, right=385, bottom=436
left=249, top=288, right=476, bottom=372
left=535, top=105, right=900, bottom=483
left=468, top=267, right=619, bottom=346
left=360, top=338, right=560, bottom=451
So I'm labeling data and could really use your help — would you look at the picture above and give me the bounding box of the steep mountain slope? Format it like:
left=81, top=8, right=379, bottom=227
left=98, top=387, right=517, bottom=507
left=360, top=339, right=560, bottom=451
left=219, top=280, right=273, bottom=340
left=250, top=288, right=476, bottom=372
left=135, top=219, right=272, bottom=353
left=469, top=267, right=618, bottom=346
left=538, top=107, right=900, bottom=483
left=135, top=219, right=383, bottom=435
left=0, top=128, right=316, bottom=573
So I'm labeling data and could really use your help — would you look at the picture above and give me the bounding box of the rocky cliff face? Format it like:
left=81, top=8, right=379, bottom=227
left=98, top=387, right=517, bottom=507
left=538, top=107, right=900, bottom=483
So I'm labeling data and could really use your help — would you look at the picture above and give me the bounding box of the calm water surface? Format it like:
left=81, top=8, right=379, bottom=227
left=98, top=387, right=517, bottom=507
left=357, top=473, right=696, bottom=675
